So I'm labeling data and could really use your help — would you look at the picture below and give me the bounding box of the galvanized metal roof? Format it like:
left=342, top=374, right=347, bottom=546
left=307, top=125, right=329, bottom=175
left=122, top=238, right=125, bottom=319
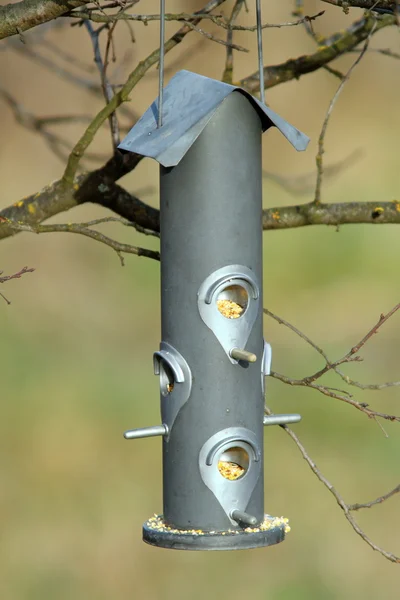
left=118, top=70, right=309, bottom=167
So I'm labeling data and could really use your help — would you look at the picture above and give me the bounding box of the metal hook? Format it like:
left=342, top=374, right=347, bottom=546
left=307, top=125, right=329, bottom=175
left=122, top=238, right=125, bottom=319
left=158, top=0, right=166, bottom=128
left=256, top=0, right=265, bottom=105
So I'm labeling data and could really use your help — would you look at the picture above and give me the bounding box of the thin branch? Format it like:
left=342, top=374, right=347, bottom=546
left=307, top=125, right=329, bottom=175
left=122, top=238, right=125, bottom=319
left=84, top=21, right=120, bottom=148
left=62, top=0, right=227, bottom=186
left=321, top=0, right=397, bottom=10
left=334, top=370, right=400, bottom=390
left=348, top=484, right=400, bottom=511
left=67, top=10, right=225, bottom=24
left=216, top=10, right=325, bottom=31
left=183, top=20, right=248, bottom=52
left=67, top=8, right=324, bottom=30
left=304, top=303, right=400, bottom=384
left=314, top=20, right=377, bottom=204
left=278, top=420, right=400, bottom=563
left=2, top=218, right=159, bottom=264
left=322, top=64, right=345, bottom=79
left=222, top=0, right=246, bottom=84
left=0, top=265, right=35, bottom=284
left=240, top=14, right=395, bottom=93
left=0, top=265, right=35, bottom=304
left=264, top=305, right=400, bottom=420
left=270, top=370, right=400, bottom=421
left=264, top=307, right=330, bottom=363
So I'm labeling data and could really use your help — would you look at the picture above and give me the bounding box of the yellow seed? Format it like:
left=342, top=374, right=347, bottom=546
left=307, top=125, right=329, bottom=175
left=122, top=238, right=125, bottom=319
left=218, top=460, right=245, bottom=480
left=217, top=299, right=244, bottom=319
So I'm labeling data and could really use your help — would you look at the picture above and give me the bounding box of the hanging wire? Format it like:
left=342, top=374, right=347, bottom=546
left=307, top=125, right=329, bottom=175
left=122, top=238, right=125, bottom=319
left=255, top=0, right=265, bottom=105
left=158, top=0, right=166, bottom=128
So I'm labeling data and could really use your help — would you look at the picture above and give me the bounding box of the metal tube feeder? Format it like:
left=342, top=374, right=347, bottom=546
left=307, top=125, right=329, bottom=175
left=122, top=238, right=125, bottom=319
left=119, top=70, right=308, bottom=551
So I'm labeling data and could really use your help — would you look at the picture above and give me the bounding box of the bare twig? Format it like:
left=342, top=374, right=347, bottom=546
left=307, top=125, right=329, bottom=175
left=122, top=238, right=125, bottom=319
left=184, top=20, right=248, bottom=52
left=0, top=266, right=35, bottom=284
left=217, top=10, right=325, bottom=30
left=68, top=8, right=324, bottom=30
left=222, top=0, right=246, bottom=83
left=0, top=265, right=35, bottom=304
left=84, top=21, right=120, bottom=149
left=264, top=305, right=400, bottom=420
left=269, top=370, right=400, bottom=421
left=321, top=0, right=397, bottom=10
left=348, top=484, right=400, bottom=510
left=304, top=303, right=400, bottom=384
left=1, top=218, right=160, bottom=265
left=314, top=19, right=377, bottom=204
left=274, top=417, right=400, bottom=563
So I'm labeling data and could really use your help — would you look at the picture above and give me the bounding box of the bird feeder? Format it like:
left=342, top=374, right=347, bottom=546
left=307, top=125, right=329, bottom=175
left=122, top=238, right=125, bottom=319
left=119, top=69, right=308, bottom=550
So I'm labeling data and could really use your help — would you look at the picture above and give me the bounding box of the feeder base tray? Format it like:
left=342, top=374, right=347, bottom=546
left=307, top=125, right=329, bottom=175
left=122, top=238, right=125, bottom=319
left=143, top=515, right=288, bottom=551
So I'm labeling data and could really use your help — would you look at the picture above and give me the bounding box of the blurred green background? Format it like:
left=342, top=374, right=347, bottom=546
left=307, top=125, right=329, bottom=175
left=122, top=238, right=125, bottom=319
left=0, top=1, right=399, bottom=599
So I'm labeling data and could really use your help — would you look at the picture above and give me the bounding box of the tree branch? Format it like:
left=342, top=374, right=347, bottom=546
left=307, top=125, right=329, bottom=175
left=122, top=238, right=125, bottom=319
left=0, top=166, right=160, bottom=241
left=2, top=184, right=400, bottom=244
left=321, top=0, right=398, bottom=11
left=2, top=217, right=159, bottom=263
left=262, top=201, right=400, bottom=229
left=240, top=14, right=395, bottom=93
left=0, top=0, right=89, bottom=41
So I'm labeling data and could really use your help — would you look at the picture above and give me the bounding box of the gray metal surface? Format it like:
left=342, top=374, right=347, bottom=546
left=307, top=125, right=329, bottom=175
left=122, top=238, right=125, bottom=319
left=159, top=91, right=265, bottom=533
left=118, top=70, right=309, bottom=166
left=263, top=414, right=302, bottom=426
left=124, top=424, right=168, bottom=439
left=261, top=340, right=272, bottom=396
left=230, top=509, right=257, bottom=526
